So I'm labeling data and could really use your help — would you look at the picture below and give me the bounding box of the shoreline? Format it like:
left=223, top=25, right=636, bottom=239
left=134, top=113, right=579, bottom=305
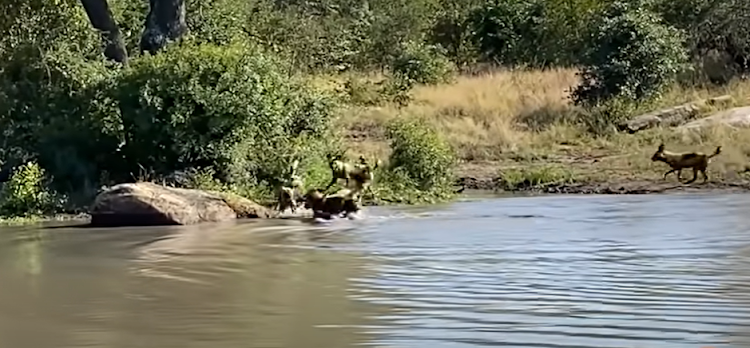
left=457, top=176, right=750, bottom=195
left=5, top=176, right=750, bottom=227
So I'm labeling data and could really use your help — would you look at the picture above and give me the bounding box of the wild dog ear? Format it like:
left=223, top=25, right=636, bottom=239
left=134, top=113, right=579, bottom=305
left=657, top=143, right=665, bottom=152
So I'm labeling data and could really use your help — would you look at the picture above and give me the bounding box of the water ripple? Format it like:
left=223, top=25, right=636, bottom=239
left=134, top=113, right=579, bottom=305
left=351, top=194, right=750, bottom=348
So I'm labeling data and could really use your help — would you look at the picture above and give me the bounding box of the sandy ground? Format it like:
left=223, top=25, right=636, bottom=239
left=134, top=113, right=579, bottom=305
left=456, top=162, right=750, bottom=194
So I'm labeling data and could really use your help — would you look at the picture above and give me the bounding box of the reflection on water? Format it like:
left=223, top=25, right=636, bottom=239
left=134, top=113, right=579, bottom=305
left=2, top=193, right=750, bottom=347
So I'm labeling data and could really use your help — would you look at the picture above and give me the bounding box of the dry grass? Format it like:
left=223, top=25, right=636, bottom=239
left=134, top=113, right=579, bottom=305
left=334, top=68, right=750, bottom=183
left=338, top=68, right=579, bottom=159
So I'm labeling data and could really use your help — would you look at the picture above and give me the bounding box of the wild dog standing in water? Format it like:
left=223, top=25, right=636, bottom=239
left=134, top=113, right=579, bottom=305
left=303, top=188, right=360, bottom=219
left=348, top=155, right=381, bottom=205
left=651, top=143, right=722, bottom=183
left=325, top=154, right=356, bottom=190
left=276, top=159, right=305, bottom=213
left=325, top=154, right=381, bottom=204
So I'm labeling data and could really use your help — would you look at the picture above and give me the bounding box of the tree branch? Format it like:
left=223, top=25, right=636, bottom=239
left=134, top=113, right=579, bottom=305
left=79, top=0, right=128, bottom=64
left=140, top=0, right=188, bottom=54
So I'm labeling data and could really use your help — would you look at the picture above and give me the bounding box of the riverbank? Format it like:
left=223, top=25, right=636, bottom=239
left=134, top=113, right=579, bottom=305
left=0, top=213, right=91, bottom=226
left=336, top=68, right=750, bottom=196
left=5, top=68, right=750, bottom=225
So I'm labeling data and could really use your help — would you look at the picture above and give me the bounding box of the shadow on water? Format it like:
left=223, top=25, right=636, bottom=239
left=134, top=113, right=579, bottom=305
left=3, top=192, right=750, bottom=347
left=0, top=218, right=389, bottom=348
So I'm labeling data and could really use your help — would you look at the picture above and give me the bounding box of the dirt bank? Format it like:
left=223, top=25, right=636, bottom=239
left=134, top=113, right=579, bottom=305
left=457, top=175, right=750, bottom=195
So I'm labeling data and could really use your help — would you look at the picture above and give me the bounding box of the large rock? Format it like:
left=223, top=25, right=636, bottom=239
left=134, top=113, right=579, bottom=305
left=680, top=106, right=750, bottom=130
left=89, top=182, right=272, bottom=227
left=619, top=95, right=734, bottom=133
left=619, top=102, right=701, bottom=133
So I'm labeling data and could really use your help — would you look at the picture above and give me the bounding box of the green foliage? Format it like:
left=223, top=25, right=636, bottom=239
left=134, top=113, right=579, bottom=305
left=108, top=0, right=148, bottom=54
left=1, top=36, right=339, bottom=204
left=341, top=75, right=415, bottom=107
left=384, top=118, right=456, bottom=193
left=0, top=0, right=98, bottom=54
left=572, top=2, right=689, bottom=106
left=469, top=0, right=545, bottom=66
left=112, top=41, right=336, bottom=186
left=429, top=0, right=483, bottom=67
left=498, top=165, right=576, bottom=190
left=11, top=0, right=749, bottom=214
left=0, top=45, right=119, bottom=195
left=391, top=41, right=455, bottom=85
left=186, top=0, right=252, bottom=45
left=245, top=1, right=373, bottom=72
left=0, top=162, right=60, bottom=217
left=363, top=0, right=437, bottom=68
left=363, top=117, right=458, bottom=205
left=575, top=98, right=639, bottom=135
left=656, top=0, right=750, bottom=83
left=468, top=0, right=604, bottom=67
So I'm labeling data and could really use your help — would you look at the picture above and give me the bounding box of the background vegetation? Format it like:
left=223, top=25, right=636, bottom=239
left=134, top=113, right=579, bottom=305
left=1, top=0, right=750, bottom=218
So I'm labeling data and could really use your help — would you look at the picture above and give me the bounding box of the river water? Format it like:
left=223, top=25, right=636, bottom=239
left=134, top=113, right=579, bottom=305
left=2, top=192, right=750, bottom=348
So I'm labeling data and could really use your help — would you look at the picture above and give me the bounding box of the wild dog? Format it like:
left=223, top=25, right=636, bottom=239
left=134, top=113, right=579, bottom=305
left=304, top=188, right=360, bottom=219
left=276, top=159, right=305, bottom=213
left=325, top=154, right=357, bottom=191
left=651, top=143, right=722, bottom=184
left=276, top=187, right=298, bottom=214
left=348, top=156, right=381, bottom=205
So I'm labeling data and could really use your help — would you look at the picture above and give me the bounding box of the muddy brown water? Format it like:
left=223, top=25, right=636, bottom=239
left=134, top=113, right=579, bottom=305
left=2, top=192, right=750, bottom=348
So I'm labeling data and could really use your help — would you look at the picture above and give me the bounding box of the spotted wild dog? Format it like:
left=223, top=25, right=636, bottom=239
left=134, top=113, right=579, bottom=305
left=303, top=188, right=360, bottom=219
left=651, top=143, right=722, bottom=184
left=276, top=159, right=305, bottom=213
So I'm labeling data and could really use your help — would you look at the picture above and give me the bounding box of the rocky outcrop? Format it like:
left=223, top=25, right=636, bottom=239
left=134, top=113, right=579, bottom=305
left=89, top=182, right=272, bottom=227
left=679, top=106, right=750, bottom=130
left=619, top=95, right=734, bottom=133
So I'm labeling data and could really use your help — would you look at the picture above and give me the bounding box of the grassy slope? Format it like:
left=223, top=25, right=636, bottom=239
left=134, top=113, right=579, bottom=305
left=334, top=68, right=750, bottom=191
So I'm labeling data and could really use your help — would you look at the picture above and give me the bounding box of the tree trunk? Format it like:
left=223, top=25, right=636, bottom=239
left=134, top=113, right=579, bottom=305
left=79, top=0, right=128, bottom=64
left=140, top=0, right=188, bottom=54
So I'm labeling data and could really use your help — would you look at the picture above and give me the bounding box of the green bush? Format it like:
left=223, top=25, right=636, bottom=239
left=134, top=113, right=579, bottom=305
left=0, top=162, right=61, bottom=217
left=385, top=118, right=456, bottom=192
left=1, top=38, right=338, bottom=203
left=572, top=1, right=689, bottom=106
left=467, top=0, right=603, bottom=67
left=469, top=0, right=543, bottom=66
left=0, top=45, right=119, bottom=196
left=112, top=41, right=336, bottom=187
left=391, top=41, right=455, bottom=85
left=429, top=0, right=483, bottom=67
left=656, top=0, right=750, bottom=82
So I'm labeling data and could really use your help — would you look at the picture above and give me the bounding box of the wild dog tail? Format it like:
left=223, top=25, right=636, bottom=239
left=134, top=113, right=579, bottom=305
left=709, top=146, right=722, bottom=158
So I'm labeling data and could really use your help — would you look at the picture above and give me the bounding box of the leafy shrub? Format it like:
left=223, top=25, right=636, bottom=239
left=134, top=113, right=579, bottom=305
left=0, top=44, right=120, bottom=196
left=385, top=118, right=456, bottom=192
left=0, top=162, right=61, bottom=217
left=0, top=0, right=99, bottom=55
left=572, top=2, right=689, bottom=106
left=391, top=41, right=456, bottom=85
left=429, top=0, right=483, bottom=67
left=656, top=0, right=750, bottom=82
left=342, top=78, right=388, bottom=106
left=112, top=41, right=336, bottom=187
left=576, top=97, right=641, bottom=135
left=1, top=38, right=338, bottom=203
left=342, top=75, right=414, bottom=107
left=467, top=0, right=603, bottom=67
left=469, top=0, right=543, bottom=66
left=361, top=0, right=437, bottom=68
